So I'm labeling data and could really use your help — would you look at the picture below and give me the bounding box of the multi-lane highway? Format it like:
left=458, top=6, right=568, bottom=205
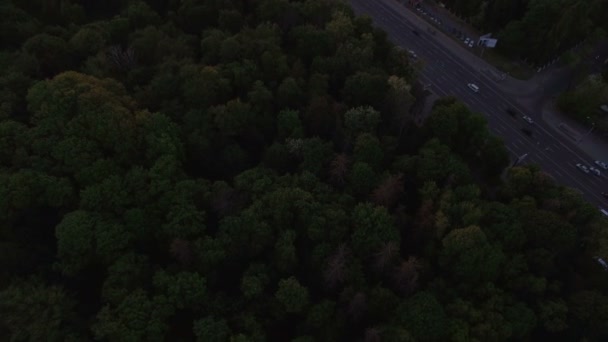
left=349, top=0, right=608, bottom=209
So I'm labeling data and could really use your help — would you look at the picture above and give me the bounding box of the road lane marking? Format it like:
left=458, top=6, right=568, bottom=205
left=352, top=1, right=608, bottom=205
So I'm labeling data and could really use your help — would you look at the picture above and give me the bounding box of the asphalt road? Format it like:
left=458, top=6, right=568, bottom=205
left=349, top=0, right=608, bottom=209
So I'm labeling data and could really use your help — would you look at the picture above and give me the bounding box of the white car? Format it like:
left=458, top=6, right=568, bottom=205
left=576, top=163, right=590, bottom=174
left=408, top=50, right=418, bottom=59
left=464, top=38, right=471, bottom=45
left=467, top=83, right=479, bottom=93
left=522, top=115, right=534, bottom=124
left=590, top=167, right=602, bottom=176
left=468, top=41, right=474, bottom=48
left=595, top=160, right=608, bottom=170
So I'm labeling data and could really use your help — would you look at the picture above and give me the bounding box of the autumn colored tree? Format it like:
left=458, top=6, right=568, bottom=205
left=1, top=1, right=607, bottom=341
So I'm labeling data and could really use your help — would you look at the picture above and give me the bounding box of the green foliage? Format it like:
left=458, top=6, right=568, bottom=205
left=354, top=133, right=384, bottom=170
left=351, top=203, right=399, bottom=257
left=1, top=1, right=607, bottom=341
left=342, top=71, right=388, bottom=108
left=153, top=270, right=207, bottom=310
left=556, top=76, right=608, bottom=134
left=0, top=278, right=79, bottom=341
left=276, top=277, right=310, bottom=314
left=538, top=299, right=569, bottom=333
left=193, top=316, right=231, bottom=342
left=92, top=289, right=173, bottom=341
left=349, top=161, right=377, bottom=196
left=396, top=291, right=448, bottom=341
left=440, top=226, right=505, bottom=285
left=344, top=106, right=381, bottom=137
left=22, top=33, right=70, bottom=76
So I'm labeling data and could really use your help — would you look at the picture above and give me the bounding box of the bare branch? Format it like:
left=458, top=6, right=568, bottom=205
left=170, top=238, right=193, bottom=264
left=329, top=153, right=350, bottom=184
left=373, top=241, right=399, bottom=272
left=324, top=244, right=349, bottom=289
left=393, top=256, right=422, bottom=295
left=347, top=291, right=367, bottom=321
left=371, top=173, right=404, bottom=207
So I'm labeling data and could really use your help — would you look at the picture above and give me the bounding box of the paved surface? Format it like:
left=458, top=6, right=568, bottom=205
left=541, top=101, right=608, bottom=162
left=382, top=0, right=542, bottom=98
left=349, top=0, right=608, bottom=208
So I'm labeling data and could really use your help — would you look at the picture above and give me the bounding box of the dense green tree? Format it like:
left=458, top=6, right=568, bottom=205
left=299, top=137, right=334, bottom=175
left=480, top=202, right=526, bottom=251
left=343, top=106, right=381, bottom=138
left=351, top=203, right=400, bottom=258
left=440, top=225, right=505, bottom=285
left=0, top=4, right=40, bottom=48
left=349, top=161, right=378, bottom=196
left=152, top=270, right=207, bottom=310
left=193, top=316, right=231, bottom=342
left=416, top=139, right=471, bottom=185
left=274, top=229, right=298, bottom=273
left=92, top=289, right=173, bottom=341
left=538, top=299, right=569, bottom=333
left=22, top=33, right=71, bottom=76
left=395, top=291, right=448, bottom=342
left=122, top=0, right=161, bottom=30
left=276, top=277, right=310, bottom=314
left=1, top=1, right=607, bottom=341
left=68, top=25, right=108, bottom=60
left=342, top=71, right=388, bottom=108
left=276, top=77, right=305, bottom=109
left=0, top=277, right=80, bottom=341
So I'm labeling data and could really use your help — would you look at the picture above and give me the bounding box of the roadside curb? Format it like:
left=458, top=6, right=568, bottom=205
left=384, top=0, right=540, bottom=98
left=541, top=100, right=580, bottom=141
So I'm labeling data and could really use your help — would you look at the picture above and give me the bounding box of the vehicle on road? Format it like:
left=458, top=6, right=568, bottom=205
left=576, top=163, right=590, bottom=174
left=412, top=30, right=420, bottom=36
left=464, top=38, right=470, bottom=45
left=601, top=192, right=608, bottom=199
left=590, top=166, right=602, bottom=176
left=467, top=83, right=479, bottom=93
left=595, top=160, right=608, bottom=170
left=506, top=108, right=516, bottom=117
left=468, top=41, right=474, bottom=48
left=521, top=127, right=533, bottom=136
left=522, top=115, right=534, bottom=124
left=596, top=256, right=608, bottom=271
left=408, top=50, right=417, bottom=59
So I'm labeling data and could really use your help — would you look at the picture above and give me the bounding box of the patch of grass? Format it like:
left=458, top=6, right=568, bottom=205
left=481, top=49, right=535, bottom=80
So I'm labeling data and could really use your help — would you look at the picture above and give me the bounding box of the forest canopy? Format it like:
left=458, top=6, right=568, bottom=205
left=1, top=0, right=608, bottom=341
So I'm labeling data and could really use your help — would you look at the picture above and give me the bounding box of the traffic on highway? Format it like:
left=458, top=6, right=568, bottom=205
left=349, top=0, right=608, bottom=210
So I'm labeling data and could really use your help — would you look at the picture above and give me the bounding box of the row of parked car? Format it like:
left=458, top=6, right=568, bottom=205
left=576, top=160, right=607, bottom=177
left=416, top=6, right=442, bottom=25
left=415, top=4, right=475, bottom=47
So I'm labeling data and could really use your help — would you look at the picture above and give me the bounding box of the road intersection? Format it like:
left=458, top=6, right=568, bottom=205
left=349, top=0, right=608, bottom=208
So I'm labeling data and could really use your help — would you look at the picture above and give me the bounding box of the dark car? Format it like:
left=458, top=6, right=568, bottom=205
left=412, top=30, right=420, bottom=36
left=521, top=127, right=533, bottom=136
left=602, top=192, right=608, bottom=199
left=506, top=108, right=516, bottom=117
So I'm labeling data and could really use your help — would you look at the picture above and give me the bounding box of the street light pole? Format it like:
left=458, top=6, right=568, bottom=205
left=479, top=40, right=487, bottom=58
left=577, top=117, right=595, bottom=144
